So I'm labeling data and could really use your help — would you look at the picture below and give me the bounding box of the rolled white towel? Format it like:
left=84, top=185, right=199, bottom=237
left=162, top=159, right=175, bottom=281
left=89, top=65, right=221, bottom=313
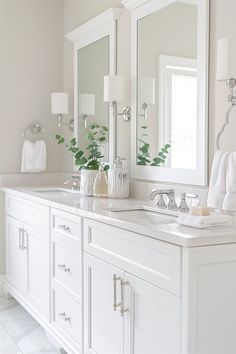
left=207, top=150, right=229, bottom=210
left=177, top=214, right=233, bottom=229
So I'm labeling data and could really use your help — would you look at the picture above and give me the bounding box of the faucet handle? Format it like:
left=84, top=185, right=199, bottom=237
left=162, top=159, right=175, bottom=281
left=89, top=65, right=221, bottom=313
left=155, top=194, right=167, bottom=209
left=167, top=191, right=178, bottom=210
left=179, top=193, right=199, bottom=213
left=179, top=193, right=189, bottom=212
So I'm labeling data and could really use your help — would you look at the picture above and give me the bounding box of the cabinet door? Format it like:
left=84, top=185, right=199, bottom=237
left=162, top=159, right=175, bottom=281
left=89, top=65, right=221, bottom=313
left=25, top=225, right=49, bottom=318
left=6, top=216, right=27, bottom=293
left=124, top=274, right=181, bottom=354
left=84, top=253, right=124, bottom=354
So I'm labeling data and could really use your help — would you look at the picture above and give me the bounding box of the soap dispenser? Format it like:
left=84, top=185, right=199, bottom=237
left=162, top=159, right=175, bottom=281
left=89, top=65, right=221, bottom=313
left=93, top=164, right=108, bottom=197
left=108, top=157, right=129, bottom=199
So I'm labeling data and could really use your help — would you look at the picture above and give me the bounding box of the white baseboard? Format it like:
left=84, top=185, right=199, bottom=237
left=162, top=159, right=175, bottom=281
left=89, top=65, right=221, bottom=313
left=0, top=275, right=6, bottom=296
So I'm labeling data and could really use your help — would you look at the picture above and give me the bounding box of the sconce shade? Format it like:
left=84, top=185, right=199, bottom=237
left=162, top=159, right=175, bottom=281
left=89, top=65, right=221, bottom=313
left=51, top=92, right=69, bottom=115
left=139, top=78, right=155, bottom=104
left=104, top=75, right=125, bottom=102
left=79, top=94, right=95, bottom=115
left=216, top=38, right=236, bottom=80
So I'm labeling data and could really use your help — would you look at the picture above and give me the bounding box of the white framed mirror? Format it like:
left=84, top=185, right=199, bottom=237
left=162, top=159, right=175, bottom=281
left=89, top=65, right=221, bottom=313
left=66, top=8, right=122, bottom=165
left=126, top=0, right=209, bottom=185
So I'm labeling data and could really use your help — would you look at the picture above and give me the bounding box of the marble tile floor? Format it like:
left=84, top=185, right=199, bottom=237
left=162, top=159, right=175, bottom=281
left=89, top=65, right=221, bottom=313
left=0, top=296, right=58, bottom=354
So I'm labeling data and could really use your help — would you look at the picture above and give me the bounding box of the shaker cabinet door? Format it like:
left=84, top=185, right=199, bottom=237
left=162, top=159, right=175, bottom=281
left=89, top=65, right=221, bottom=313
left=6, top=216, right=27, bottom=293
left=26, top=224, right=48, bottom=318
left=124, top=273, right=181, bottom=354
left=84, top=253, right=124, bottom=354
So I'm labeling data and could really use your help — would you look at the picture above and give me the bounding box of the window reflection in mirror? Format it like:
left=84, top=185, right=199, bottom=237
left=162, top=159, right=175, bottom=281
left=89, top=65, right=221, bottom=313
left=78, top=36, right=109, bottom=161
left=137, top=2, right=198, bottom=170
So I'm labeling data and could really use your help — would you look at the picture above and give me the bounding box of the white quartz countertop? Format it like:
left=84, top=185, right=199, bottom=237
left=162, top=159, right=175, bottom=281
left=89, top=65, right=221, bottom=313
left=2, top=186, right=236, bottom=248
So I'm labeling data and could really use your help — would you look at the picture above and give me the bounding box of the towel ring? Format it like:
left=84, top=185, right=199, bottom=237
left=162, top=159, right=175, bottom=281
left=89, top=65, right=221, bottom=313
left=22, top=121, right=46, bottom=138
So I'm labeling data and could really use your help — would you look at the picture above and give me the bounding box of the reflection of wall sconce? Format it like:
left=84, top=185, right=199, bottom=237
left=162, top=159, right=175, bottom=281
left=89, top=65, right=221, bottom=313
left=138, top=78, right=155, bottom=120
left=104, top=75, right=131, bottom=122
left=51, top=92, right=74, bottom=131
left=216, top=38, right=236, bottom=149
left=79, top=93, right=95, bottom=128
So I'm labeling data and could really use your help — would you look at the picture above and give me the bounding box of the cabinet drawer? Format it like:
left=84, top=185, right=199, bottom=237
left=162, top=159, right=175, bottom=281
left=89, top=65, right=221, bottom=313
left=52, top=239, right=81, bottom=297
left=52, top=288, right=82, bottom=345
left=51, top=208, right=82, bottom=242
left=84, top=218, right=181, bottom=296
left=6, top=194, right=47, bottom=231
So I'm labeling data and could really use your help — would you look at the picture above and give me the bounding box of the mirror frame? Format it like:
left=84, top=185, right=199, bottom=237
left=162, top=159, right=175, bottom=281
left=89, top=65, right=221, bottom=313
left=125, top=0, right=209, bottom=186
left=66, top=8, right=122, bottom=166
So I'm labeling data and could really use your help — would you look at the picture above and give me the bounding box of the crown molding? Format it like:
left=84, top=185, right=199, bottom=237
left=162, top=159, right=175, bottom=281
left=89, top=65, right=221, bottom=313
left=66, top=8, right=122, bottom=43
left=121, top=0, right=150, bottom=11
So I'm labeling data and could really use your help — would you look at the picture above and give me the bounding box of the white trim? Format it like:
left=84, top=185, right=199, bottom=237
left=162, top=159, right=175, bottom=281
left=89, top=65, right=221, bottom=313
left=66, top=8, right=122, bottom=43
left=130, top=0, right=209, bottom=186
left=121, top=0, right=150, bottom=11
left=0, top=275, right=5, bottom=296
left=66, top=8, right=122, bottom=165
left=121, top=0, right=200, bottom=11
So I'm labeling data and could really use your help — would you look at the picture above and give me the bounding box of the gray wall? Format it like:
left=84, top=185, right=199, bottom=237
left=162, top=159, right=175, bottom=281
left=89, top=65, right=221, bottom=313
left=0, top=0, right=66, bottom=174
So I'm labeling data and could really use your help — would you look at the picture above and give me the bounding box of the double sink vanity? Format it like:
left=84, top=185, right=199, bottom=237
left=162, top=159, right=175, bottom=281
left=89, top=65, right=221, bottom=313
left=3, top=186, right=236, bottom=354
left=3, top=0, right=236, bottom=353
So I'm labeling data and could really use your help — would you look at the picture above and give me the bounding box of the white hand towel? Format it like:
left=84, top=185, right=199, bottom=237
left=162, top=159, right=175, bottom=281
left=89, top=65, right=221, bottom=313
left=223, top=151, right=236, bottom=211
left=177, top=214, right=233, bottom=229
left=21, top=140, right=46, bottom=173
left=207, top=150, right=229, bottom=210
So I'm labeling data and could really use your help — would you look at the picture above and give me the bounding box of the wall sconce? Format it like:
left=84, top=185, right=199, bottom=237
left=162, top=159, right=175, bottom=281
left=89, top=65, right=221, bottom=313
left=138, top=78, right=155, bottom=120
left=104, top=75, right=131, bottom=122
left=79, top=93, right=95, bottom=128
left=51, top=92, right=74, bottom=131
left=216, top=38, right=236, bottom=149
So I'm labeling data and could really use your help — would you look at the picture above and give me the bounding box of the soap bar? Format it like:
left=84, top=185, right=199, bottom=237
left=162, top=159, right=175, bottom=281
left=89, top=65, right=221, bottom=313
left=191, top=206, right=211, bottom=216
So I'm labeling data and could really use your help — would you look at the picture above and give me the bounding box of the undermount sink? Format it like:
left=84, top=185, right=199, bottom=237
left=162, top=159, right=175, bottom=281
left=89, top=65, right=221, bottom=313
left=33, top=188, right=80, bottom=195
left=110, top=207, right=177, bottom=225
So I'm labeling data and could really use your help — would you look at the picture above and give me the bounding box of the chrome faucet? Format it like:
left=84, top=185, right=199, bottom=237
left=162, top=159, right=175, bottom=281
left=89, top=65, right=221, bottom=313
left=64, top=175, right=80, bottom=191
left=149, top=189, right=178, bottom=210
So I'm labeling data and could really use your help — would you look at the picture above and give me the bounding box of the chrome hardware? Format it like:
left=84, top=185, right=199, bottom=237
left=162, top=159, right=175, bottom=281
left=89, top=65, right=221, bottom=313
left=22, top=121, right=46, bottom=138
left=21, top=230, right=28, bottom=250
left=19, top=229, right=27, bottom=251
left=149, top=189, right=170, bottom=208
left=120, top=278, right=129, bottom=317
left=179, top=193, right=189, bottom=212
left=167, top=191, right=178, bottom=210
left=64, top=175, right=80, bottom=191
left=58, top=264, right=70, bottom=273
left=58, top=224, right=71, bottom=233
left=179, top=193, right=199, bottom=212
left=149, top=188, right=172, bottom=200
left=18, top=228, right=23, bottom=250
left=149, top=188, right=178, bottom=210
left=58, top=312, right=70, bottom=322
left=113, top=274, right=121, bottom=311
left=155, top=194, right=167, bottom=209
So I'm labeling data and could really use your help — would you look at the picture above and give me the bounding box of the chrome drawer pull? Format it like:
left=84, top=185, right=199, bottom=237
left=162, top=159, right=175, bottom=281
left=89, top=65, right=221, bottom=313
left=21, top=229, right=28, bottom=251
left=58, top=224, right=71, bottom=233
left=113, top=274, right=121, bottom=311
left=18, top=228, right=23, bottom=250
left=120, top=278, right=129, bottom=317
left=58, top=312, right=70, bottom=322
left=58, top=264, right=70, bottom=272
